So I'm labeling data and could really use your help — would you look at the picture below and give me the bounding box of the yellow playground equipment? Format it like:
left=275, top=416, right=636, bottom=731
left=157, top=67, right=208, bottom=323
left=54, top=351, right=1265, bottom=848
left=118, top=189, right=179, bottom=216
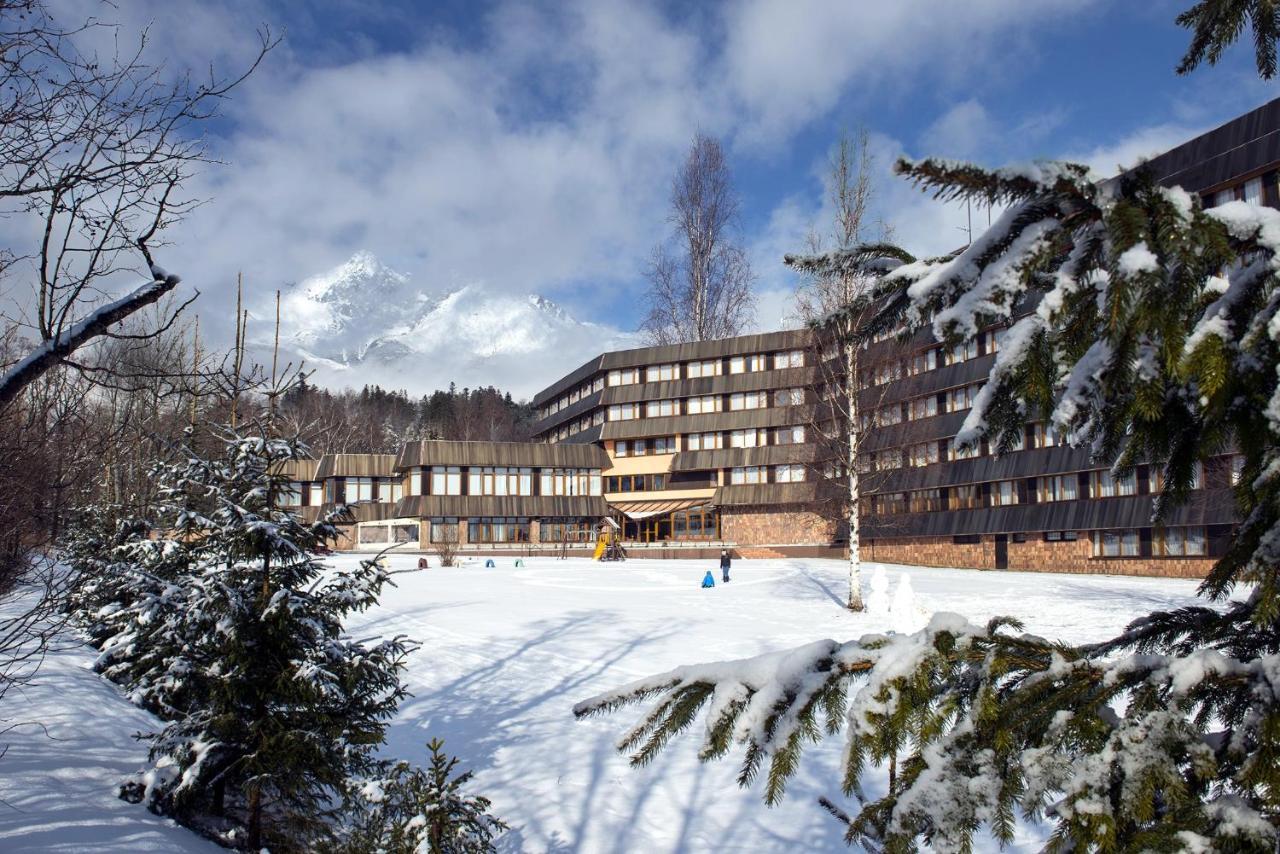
left=595, top=517, right=625, bottom=561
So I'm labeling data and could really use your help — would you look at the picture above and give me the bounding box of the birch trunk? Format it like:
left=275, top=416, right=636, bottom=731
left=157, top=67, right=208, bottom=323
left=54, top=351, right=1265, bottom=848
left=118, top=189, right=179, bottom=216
left=844, top=333, right=864, bottom=612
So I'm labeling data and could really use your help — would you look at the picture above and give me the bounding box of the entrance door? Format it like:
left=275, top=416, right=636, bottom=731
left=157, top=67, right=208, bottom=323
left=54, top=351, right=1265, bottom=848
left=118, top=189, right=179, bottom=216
left=994, top=534, right=1009, bottom=570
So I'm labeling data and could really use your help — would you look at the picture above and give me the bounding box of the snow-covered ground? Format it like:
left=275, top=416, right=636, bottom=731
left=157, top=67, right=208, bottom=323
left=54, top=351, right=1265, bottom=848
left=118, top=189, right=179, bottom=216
left=0, top=558, right=1223, bottom=852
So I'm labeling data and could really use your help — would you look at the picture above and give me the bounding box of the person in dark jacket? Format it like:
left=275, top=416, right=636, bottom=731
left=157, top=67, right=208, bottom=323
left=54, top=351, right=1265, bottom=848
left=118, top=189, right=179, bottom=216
left=720, top=549, right=731, bottom=583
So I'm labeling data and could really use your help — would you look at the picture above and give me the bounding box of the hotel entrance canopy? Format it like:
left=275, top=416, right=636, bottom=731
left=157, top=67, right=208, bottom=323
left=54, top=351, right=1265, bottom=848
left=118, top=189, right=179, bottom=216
left=610, top=498, right=705, bottom=520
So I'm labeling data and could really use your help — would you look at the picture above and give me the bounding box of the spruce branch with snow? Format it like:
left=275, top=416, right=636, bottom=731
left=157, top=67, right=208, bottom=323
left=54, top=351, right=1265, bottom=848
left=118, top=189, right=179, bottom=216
left=1176, top=0, right=1280, bottom=78
left=577, top=159, right=1280, bottom=849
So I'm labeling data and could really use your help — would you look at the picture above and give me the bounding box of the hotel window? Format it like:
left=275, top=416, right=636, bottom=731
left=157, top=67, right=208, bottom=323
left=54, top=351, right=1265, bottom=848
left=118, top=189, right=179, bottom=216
left=345, top=477, right=374, bottom=503
left=645, top=399, right=677, bottom=417
left=773, top=425, right=805, bottom=445
left=542, top=517, right=595, bottom=543
left=946, top=384, right=977, bottom=412
left=984, top=328, right=1006, bottom=354
left=593, top=410, right=605, bottom=425
left=468, top=517, right=530, bottom=544
left=467, top=467, right=533, bottom=497
left=990, top=480, right=1019, bottom=506
left=1151, top=461, right=1204, bottom=492
left=908, top=395, right=938, bottom=420
left=909, top=489, right=943, bottom=513
left=378, top=479, right=403, bottom=503
left=907, top=442, right=939, bottom=468
left=1159, top=526, right=1206, bottom=557
left=430, top=466, right=462, bottom=496
left=649, top=436, right=676, bottom=455
left=949, top=485, right=981, bottom=510
left=873, top=362, right=900, bottom=385
left=592, top=376, right=605, bottom=392
left=647, top=363, right=677, bottom=382
left=730, top=428, right=766, bottom=448
left=729, top=466, right=764, bottom=485
left=1037, top=474, right=1078, bottom=503
left=878, top=492, right=908, bottom=514
left=672, top=505, right=719, bottom=540
left=948, top=437, right=980, bottom=461
left=687, top=432, right=722, bottom=451
left=880, top=448, right=904, bottom=469
left=1213, top=188, right=1235, bottom=207
left=910, top=348, right=938, bottom=375
left=540, top=467, right=599, bottom=496
left=686, top=359, right=720, bottom=378
left=1231, top=455, right=1246, bottom=485
left=608, top=403, right=640, bottom=421
left=428, top=517, right=459, bottom=543
left=1245, top=176, right=1264, bottom=205
left=281, top=481, right=303, bottom=506
left=773, top=388, right=805, bottom=407
left=776, top=350, right=804, bottom=369
left=1091, top=469, right=1137, bottom=498
left=309, top=482, right=324, bottom=505
left=774, top=463, right=805, bottom=483
left=409, top=469, right=422, bottom=496
left=876, top=405, right=903, bottom=427
left=944, top=338, right=978, bottom=366
left=614, top=440, right=630, bottom=458
left=607, top=368, right=640, bottom=386
left=729, top=354, right=767, bottom=374
left=729, top=391, right=767, bottom=411
left=1093, top=529, right=1140, bottom=557
left=1044, top=530, right=1079, bottom=542
left=1029, top=422, right=1061, bottom=449
left=687, top=395, right=720, bottom=414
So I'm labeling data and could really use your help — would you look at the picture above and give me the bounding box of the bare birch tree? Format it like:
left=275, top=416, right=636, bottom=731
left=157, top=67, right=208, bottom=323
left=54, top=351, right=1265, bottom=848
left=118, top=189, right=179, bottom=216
left=642, top=133, right=755, bottom=344
left=787, top=130, right=896, bottom=612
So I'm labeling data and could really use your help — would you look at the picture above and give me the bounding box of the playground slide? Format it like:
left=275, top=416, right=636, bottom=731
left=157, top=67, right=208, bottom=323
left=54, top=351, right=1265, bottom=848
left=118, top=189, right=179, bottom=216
left=593, top=539, right=607, bottom=560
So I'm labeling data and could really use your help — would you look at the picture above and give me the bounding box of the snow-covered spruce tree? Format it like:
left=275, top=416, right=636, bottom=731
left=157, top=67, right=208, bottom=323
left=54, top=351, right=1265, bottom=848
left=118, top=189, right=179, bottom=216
left=339, top=738, right=508, bottom=854
left=575, top=162, right=1280, bottom=850
left=72, top=424, right=413, bottom=849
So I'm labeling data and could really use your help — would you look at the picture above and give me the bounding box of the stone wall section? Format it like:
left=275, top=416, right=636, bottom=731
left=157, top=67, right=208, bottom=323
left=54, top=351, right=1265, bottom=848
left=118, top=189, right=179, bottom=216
left=867, top=534, right=1215, bottom=579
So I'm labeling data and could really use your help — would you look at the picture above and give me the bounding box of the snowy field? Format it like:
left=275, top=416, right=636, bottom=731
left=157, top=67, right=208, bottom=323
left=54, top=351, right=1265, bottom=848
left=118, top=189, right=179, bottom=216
left=0, top=557, right=1227, bottom=852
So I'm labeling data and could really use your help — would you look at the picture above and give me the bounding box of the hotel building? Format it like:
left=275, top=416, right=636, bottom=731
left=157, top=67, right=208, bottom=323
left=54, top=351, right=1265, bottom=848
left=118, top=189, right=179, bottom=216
left=275, top=99, right=1278, bottom=578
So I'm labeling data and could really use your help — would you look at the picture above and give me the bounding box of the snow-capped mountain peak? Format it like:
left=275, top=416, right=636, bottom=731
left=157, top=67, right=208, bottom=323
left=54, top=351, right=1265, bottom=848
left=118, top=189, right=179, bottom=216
left=268, top=252, right=637, bottom=396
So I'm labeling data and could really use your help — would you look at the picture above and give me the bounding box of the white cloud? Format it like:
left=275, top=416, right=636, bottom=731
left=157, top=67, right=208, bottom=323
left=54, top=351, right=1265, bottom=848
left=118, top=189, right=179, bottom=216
left=18, top=0, right=1114, bottom=397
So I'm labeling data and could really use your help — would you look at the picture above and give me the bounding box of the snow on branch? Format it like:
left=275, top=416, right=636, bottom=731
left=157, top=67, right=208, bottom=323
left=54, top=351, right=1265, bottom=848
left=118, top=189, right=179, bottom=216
left=0, top=266, right=183, bottom=410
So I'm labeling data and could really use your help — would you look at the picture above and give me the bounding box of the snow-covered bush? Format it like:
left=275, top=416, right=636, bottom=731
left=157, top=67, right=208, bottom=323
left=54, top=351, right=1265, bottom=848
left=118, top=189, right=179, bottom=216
left=338, top=738, right=507, bottom=854
left=576, top=161, right=1280, bottom=850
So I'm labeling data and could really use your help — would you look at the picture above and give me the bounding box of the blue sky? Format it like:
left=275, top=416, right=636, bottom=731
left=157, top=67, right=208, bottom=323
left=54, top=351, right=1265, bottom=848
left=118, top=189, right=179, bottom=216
left=43, top=0, right=1278, bottom=391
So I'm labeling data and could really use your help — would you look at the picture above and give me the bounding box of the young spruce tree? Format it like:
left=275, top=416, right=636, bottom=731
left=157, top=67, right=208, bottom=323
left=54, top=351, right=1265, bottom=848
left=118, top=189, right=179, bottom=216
left=70, top=425, right=413, bottom=849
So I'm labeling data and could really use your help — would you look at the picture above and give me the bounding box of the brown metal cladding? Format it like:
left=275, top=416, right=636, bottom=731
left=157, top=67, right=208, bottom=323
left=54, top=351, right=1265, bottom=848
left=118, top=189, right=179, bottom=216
left=528, top=390, right=604, bottom=436
left=395, top=440, right=609, bottom=469
left=272, top=459, right=320, bottom=480
left=864, top=489, right=1237, bottom=538
left=314, top=454, right=398, bottom=480
left=671, top=443, right=820, bottom=472
left=712, top=481, right=841, bottom=506
left=319, top=502, right=400, bottom=522
left=1132, top=96, right=1280, bottom=194
left=600, top=404, right=819, bottom=441
left=394, top=495, right=609, bottom=517
left=532, top=329, right=813, bottom=406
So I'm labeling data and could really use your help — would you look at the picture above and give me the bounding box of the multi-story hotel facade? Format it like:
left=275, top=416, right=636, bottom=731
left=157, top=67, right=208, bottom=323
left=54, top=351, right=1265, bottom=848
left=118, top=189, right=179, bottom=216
left=275, top=99, right=1279, bottom=578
